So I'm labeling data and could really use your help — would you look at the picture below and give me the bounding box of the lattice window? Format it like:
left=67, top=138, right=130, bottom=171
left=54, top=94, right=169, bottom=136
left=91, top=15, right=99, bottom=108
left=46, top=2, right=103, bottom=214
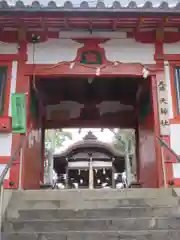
left=174, top=67, right=180, bottom=114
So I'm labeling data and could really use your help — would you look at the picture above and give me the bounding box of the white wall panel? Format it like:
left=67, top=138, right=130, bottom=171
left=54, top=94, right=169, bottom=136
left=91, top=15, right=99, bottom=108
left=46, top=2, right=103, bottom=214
left=8, top=61, right=17, bottom=116
left=0, top=134, right=12, bottom=156
left=164, top=41, right=180, bottom=54
left=0, top=42, right=18, bottom=54
left=27, top=39, right=83, bottom=64
left=100, top=39, right=155, bottom=64
left=170, top=124, right=180, bottom=155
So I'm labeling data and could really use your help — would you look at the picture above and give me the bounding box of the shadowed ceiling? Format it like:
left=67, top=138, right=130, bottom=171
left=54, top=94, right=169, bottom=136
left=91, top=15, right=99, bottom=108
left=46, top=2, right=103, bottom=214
left=35, top=76, right=144, bottom=106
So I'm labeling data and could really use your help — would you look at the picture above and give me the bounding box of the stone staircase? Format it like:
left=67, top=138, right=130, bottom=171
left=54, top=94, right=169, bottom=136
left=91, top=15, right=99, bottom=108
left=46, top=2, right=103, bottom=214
left=2, top=189, right=180, bottom=240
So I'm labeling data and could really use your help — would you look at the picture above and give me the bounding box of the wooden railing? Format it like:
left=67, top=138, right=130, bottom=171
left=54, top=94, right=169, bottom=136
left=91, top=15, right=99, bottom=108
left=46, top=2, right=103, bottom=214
left=156, top=136, right=180, bottom=188
left=0, top=134, right=27, bottom=235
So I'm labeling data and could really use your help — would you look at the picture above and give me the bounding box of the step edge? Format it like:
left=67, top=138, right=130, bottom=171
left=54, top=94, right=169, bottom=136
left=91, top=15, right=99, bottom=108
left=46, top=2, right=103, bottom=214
left=5, top=216, right=180, bottom=223
left=4, top=229, right=180, bottom=234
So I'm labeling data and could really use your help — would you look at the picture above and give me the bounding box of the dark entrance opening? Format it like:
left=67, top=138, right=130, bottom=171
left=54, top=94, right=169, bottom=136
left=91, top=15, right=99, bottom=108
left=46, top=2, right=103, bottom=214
left=35, top=76, right=143, bottom=128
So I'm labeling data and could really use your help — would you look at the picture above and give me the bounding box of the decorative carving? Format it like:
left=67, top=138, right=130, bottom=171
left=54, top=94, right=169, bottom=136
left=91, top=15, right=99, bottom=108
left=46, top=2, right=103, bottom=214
left=80, top=50, right=102, bottom=64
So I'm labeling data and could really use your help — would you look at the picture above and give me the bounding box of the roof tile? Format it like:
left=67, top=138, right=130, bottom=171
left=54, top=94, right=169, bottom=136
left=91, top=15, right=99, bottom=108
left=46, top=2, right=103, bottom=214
left=1, top=0, right=180, bottom=11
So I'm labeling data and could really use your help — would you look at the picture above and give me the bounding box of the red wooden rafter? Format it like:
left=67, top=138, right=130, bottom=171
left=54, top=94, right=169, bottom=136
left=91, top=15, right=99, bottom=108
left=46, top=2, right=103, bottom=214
left=0, top=16, right=180, bottom=29
left=0, top=15, right=179, bottom=43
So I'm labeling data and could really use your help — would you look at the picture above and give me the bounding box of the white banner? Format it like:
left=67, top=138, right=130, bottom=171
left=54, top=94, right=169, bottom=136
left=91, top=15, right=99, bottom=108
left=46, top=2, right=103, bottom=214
left=157, top=79, right=170, bottom=136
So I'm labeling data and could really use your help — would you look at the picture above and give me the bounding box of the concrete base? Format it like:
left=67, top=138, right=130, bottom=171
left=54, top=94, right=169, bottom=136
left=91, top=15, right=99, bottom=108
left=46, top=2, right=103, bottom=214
left=3, top=230, right=180, bottom=240
left=3, top=189, right=180, bottom=240
left=173, top=188, right=180, bottom=197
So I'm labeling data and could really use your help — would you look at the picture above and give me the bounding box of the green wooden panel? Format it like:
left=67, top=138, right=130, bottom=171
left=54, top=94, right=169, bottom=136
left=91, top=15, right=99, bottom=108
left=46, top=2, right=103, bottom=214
left=11, top=93, right=26, bottom=133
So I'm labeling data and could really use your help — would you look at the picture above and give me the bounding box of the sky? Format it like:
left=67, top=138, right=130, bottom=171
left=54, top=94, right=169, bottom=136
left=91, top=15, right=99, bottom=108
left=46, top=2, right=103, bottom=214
left=54, top=128, right=116, bottom=153
left=8, top=0, right=179, bottom=7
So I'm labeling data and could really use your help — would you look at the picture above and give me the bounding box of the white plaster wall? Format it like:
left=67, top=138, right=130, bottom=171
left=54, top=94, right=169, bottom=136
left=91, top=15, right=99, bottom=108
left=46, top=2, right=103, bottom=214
left=28, top=38, right=155, bottom=65
left=27, top=39, right=83, bottom=64
left=8, top=61, right=17, bottom=116
left=164, top=42, right=180, bottom=54
left=100, top=39, right=155, bottom=64
left=0, top=42, right=18, bottom=54
left=170, top=124, right=180, bottom=155
left=172, top=163, right=180, bottom=178
left=0, top=134, right=12, bottom=156
left=46, top=101, right=84, bottom=120
left=97, top=101, right=133, bottom=115
left=0, top=62, right=17, bottom=157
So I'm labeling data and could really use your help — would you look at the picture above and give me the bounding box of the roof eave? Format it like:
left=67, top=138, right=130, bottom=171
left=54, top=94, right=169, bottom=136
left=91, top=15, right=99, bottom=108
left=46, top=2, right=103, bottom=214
left=1, top=9, right=180, bottom=17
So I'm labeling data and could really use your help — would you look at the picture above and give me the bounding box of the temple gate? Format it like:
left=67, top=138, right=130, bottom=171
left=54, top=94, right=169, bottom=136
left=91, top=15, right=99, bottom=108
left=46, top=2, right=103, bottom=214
left=0, top=0, right=179, bottom=189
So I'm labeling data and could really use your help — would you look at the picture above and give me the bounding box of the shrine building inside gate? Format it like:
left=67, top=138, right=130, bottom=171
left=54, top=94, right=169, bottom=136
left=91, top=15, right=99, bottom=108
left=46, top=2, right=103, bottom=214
left=51, top=130, right=132, bottom=190
left=0, top=0, right=180, bottom=189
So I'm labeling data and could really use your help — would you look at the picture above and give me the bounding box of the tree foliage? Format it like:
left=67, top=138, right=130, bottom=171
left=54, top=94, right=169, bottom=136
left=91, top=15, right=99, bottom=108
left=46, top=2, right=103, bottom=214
left=112, top=129, right=135, bottom=154
left=45, top=129, right=72, bottom=150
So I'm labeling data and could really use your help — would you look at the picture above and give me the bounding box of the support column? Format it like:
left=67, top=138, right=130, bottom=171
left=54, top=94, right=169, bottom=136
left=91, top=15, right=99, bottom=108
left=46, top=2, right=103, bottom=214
left=65, top=158, right=68, bottom=189
left=48, top=149, right=54, bottom=186
left=125, top=147, right=132, bottom=187
left=88, top=154, right=94, bottom=189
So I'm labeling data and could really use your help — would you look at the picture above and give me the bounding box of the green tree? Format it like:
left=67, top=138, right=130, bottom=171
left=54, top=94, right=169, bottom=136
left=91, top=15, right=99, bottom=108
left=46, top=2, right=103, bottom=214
left=45, top=129, right=72, bottom=150
left=111, top=129, right=136, bottom=184
left=111, top=129, right=135, bottom=154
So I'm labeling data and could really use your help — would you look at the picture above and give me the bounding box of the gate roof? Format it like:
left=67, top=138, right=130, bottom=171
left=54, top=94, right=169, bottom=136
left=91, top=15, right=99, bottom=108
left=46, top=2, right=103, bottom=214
left=1, top=0, right=180, bottom=14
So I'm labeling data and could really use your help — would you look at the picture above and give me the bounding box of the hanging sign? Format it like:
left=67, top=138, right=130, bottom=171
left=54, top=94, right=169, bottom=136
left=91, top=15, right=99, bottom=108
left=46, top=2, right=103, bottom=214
left=11, top=93, right=27, bottom=133
left=157, top=79, right=170, bottom=135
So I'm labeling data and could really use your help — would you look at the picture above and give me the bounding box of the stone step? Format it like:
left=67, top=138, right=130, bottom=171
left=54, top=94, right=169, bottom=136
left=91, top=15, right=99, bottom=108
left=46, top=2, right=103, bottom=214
left=11, top=189, right=174, bottom=201
left=7, top=197, right=179, bottom=211
left=3, top=230, right=180, bottom=240
left=4, top=217, right=180, bottom=232
left=10, top=206, right=179, bottom=220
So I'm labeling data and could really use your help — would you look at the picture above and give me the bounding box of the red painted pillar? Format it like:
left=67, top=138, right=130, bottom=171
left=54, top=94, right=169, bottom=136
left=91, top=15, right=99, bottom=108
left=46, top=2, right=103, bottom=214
left=151, top=71, right=173, bottom=187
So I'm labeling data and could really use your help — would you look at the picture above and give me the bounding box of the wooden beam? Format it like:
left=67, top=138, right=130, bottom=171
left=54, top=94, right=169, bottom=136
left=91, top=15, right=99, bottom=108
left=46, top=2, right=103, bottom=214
left=88, top=20, right=93, bottom=33
left=155, top=18, right=167, bottom=42
left=42, top=97, right=135, bottom=105
left=155, top=23, right=164, bottom=61
left=64, top=18, right=70, bottom=30
left=18, top=21, right=26, bottom=42
left=45, top=119, right=136, bottom=129
left=135, top=17, right=144, bottom=34
left=40, top=17, right=48, bottom=34
left=112, top=19, right=118, bottom=31
left=156, top=26, right=164, bottom=42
